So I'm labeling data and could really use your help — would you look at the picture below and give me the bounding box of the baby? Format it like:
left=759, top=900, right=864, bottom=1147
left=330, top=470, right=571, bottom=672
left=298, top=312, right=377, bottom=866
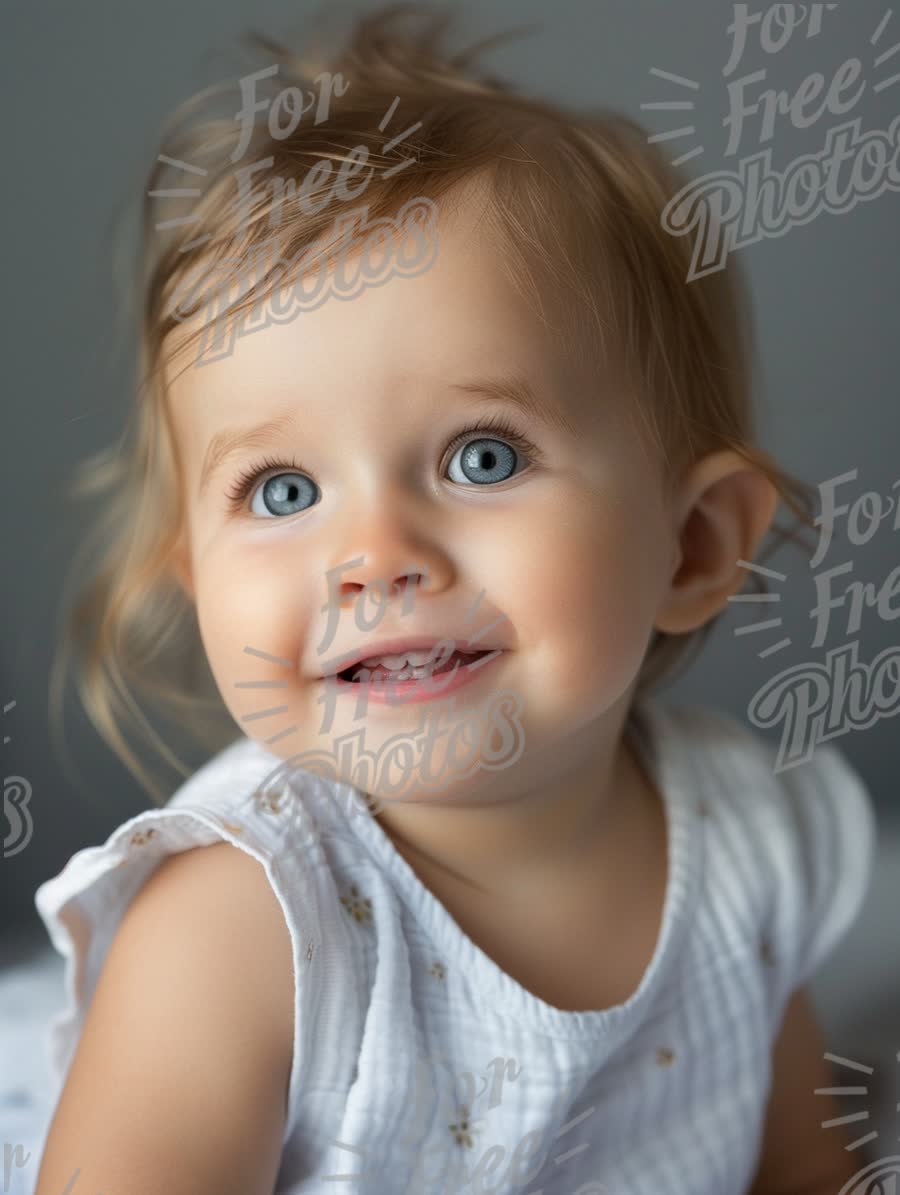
left=33, top=6, right=876, bottom=1194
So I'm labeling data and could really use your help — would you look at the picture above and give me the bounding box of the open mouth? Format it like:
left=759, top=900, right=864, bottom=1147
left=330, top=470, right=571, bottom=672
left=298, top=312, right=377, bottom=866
left=336, top=648, right=492, bottom=684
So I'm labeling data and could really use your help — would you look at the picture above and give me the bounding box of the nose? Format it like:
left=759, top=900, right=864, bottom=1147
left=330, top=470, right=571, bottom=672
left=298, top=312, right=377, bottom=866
left=334, top=558, right=430, bottom=610
left=324, top=488, right=455, bottom=614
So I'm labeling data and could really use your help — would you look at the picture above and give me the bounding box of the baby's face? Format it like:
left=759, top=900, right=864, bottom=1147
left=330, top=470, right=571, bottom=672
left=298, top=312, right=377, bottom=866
left=164, top=187, right=680, bottom=807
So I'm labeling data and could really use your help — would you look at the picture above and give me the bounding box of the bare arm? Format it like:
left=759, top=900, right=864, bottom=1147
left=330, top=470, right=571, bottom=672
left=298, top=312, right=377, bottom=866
left=746, top=987, right=862, bottom=1195
left=35, top=842, right=296, bottom=1195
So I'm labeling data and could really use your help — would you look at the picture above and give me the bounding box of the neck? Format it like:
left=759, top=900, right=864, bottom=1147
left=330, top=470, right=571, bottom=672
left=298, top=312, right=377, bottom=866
left=371, top=697, right=655, bottom=902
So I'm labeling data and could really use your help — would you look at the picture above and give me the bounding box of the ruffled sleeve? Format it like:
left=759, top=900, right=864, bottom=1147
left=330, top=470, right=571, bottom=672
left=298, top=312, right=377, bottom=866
left=32, top=737, right=324, bottom=1145
left=762, top=739, right=878, bottom=997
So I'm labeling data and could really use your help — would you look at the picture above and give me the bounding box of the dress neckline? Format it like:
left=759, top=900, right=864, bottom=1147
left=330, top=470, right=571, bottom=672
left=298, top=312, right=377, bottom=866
left=327, top=697, right=704, bottom=1042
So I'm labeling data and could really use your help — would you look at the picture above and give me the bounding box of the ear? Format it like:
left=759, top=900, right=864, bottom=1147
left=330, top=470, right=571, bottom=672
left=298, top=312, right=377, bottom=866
left=654, top=450, right=779, bottom=636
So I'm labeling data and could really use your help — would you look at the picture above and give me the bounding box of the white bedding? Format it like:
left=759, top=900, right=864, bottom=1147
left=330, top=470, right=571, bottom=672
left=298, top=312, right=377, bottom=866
left=0, top=942, right=64, bottom=1195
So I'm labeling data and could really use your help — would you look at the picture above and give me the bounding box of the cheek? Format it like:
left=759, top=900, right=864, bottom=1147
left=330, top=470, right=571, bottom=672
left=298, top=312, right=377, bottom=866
left=191, top=545, right=307, bottom=715
left=514, top=496, right=670, bottom=709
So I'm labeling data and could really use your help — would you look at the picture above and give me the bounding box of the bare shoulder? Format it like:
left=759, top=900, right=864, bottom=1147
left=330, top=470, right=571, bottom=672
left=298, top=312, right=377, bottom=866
left=127, top=840, right=295, bottom=1008
left=35, top=841, right=296, bottom=1195
left=116, top=841, right=295, bottom=1063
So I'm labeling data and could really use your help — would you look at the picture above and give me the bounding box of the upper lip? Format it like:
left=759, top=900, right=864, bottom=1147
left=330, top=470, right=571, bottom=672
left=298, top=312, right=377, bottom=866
left=314, top=635, right=503, bottom=678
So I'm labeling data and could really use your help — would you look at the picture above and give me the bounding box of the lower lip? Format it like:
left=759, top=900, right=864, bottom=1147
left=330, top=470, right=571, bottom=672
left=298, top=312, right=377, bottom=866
left=324, top=650, right=506, bottom=705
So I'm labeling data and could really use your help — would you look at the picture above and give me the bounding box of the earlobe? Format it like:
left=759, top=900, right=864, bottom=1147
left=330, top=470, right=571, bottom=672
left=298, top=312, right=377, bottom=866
left=654, top=451, right=779, bottom=636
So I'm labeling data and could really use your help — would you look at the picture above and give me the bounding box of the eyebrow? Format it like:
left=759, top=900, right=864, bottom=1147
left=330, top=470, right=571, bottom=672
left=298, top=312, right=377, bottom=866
left=452, top=373, right=579, bottom=438
left=197, top=372, right=578, bottom=498
left=198, top=411, right=301, bottom=500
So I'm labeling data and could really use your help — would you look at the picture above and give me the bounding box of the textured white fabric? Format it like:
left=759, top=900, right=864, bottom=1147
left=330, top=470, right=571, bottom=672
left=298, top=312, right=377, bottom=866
left=31, top=698, right=876, bottom=1194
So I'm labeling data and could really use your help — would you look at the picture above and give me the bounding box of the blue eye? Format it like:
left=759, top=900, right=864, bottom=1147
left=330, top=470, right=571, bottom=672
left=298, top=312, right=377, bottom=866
left=224, top=416, right=541, bottom=517
left=446, top=437, right=519, bottom=485
left=225, top=456, right=319, bottom=517
left=442, top=415, right=538, bottom=487
left=252, top=472, right=318, bottom=517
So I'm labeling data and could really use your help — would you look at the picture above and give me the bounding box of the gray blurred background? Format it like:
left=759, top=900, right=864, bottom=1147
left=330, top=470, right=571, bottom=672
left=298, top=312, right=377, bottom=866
left=2, top=0, right=898, bottom=1163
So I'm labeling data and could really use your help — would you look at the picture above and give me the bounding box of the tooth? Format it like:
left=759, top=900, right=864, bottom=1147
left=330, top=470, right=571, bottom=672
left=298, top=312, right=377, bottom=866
left=354, top=645, right=476, bottom=673
left=404, top=649, right=433, bottom=666
left=379, top=653, right=409, bottom=669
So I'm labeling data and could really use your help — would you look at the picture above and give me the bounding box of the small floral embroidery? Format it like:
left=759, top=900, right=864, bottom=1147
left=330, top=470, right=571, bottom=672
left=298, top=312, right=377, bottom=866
left=254, top=786, right=289, bottom=815
left=448, top=1106, right=483, bottom=1148
left=361, top=792, right=382, bottom=816
left=760, top=938, right=775, bottom=966
left=129, top=829, right=157, bottom=847
left=222, top=821, right=244, bottom=836
left=656, top=1048, right=675, bottom=1067
left=306, top=941, right=315, bottom=962
left=429, top=961, right=447, bottom=981
left=340, top=885, right=373, bottom=925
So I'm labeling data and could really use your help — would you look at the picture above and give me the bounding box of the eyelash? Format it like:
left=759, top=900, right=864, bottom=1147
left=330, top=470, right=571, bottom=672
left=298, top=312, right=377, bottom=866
left=223, top=414, right=544, bottom=514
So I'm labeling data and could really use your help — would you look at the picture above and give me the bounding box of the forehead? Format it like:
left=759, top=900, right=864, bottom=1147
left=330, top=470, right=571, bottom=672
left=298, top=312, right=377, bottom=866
left=163, top=187, right=593, bottom=458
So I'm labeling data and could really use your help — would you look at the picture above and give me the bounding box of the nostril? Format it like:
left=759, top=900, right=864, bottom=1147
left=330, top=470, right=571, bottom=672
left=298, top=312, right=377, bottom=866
left=392, top=574, right=427, bottom=596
